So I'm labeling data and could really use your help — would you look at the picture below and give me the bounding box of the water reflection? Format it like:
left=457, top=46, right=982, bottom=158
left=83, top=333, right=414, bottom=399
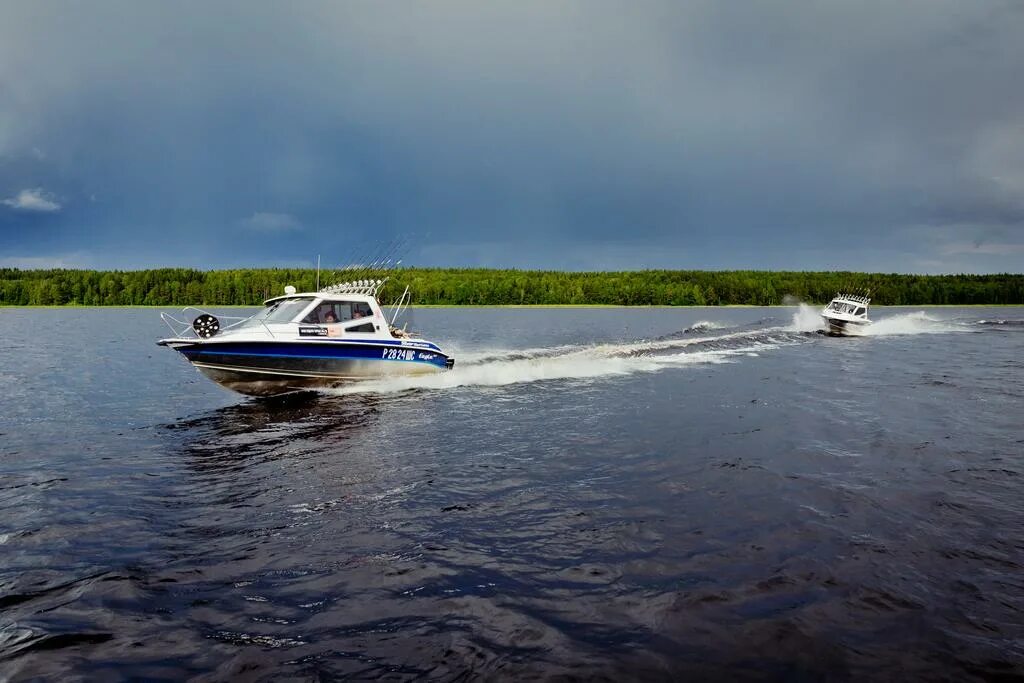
left=148, top=393, right=394, bottom=585
left=164, top=392, right=382, bottom=458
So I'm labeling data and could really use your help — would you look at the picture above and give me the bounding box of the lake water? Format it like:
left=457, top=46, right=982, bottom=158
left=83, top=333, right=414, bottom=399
left=1, top=306, right=1023, bottom=680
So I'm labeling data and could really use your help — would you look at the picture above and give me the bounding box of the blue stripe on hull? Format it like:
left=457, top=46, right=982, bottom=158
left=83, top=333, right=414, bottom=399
left=178, top=341, right=449, bottom=369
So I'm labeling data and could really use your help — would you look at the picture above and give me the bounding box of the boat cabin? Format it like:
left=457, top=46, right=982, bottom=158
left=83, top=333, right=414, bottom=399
left=823, top=293, right=870, bottom=320
left=256, top=291, right=387, bottom=336
left=825, top=299, right=867, bottom=317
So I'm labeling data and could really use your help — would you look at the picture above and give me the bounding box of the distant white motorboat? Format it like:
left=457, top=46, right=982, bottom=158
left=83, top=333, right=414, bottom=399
left=821, top=293, right=872, bottom=336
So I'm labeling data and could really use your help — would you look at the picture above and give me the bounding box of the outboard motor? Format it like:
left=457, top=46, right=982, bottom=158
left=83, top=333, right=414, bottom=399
left=192, top=313, right=220, bottom=338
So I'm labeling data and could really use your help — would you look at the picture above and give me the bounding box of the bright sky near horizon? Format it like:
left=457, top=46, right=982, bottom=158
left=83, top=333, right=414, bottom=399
left=1, top=2, right=1022, bottom=273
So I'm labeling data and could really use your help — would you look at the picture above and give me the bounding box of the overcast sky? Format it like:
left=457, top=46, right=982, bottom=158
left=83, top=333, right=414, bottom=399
left=1, top=1, right=1022, bottom=272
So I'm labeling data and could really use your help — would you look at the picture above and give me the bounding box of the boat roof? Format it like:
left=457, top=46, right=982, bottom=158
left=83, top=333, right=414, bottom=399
left=263, top=279, right=386, bottom=306
left=829, top=292, right=870, bottom=305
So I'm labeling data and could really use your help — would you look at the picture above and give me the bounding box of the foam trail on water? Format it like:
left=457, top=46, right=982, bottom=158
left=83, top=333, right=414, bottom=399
left=328, top=354, right=654, bottom=395
left=687, top=320, right=729, bottom=332
left=452, top=344, right=580, bottom=365
left=325, top=333, right=792, bottom=396
left=448, top=328, right=782, bottom=367
left=862, top=311, right=965, bottom=336
left=321, top=304, right=968, bottom=397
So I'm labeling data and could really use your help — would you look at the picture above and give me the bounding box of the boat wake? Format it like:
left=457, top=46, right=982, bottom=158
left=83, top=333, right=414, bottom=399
left=686, top=320, right=730, bottom=332
left=862, top=311, right=966, bottom=336
left=322, top=306, right=981, bottom=396
left=326, top=323, right=806, bottom=396
left=792, top=303, right=970, bottom=336
left=975, top=318, right=1024, bottom=327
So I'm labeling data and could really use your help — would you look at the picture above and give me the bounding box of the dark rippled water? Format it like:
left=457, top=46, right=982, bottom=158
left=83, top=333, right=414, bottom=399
left=2, top=306, right=1023, bottom=680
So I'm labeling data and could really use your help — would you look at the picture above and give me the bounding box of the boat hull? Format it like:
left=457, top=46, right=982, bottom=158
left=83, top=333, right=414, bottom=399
left=822, top=316, right=870, bottom=337
left=164, top=339, right=453, bottom=396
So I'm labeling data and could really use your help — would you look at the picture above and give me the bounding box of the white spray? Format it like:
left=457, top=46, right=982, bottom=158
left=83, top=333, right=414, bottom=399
left=789, top=304, right=827, bottom=333
left=323, top=304, right=971, bottom=397
left=787, top=302, right=966, bottom=336
left=327, top=335, right=790, bottom=396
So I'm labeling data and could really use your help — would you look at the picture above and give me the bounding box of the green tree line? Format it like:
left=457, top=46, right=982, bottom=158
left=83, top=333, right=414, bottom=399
left=1, top=267, right=1022, bottom=306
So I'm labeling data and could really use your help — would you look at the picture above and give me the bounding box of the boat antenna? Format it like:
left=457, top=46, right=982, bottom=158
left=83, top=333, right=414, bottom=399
left=319, top=235, right=412, bottom=295
left=316, top=254, right=321, bottom=292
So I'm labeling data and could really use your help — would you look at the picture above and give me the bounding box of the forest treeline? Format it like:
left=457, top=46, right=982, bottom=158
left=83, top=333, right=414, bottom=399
left=1, top=268, right=1022, bottom=306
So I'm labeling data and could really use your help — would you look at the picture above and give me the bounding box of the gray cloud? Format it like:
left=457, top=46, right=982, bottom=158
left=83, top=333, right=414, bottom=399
left=0, top=1, right=1021, bottom=271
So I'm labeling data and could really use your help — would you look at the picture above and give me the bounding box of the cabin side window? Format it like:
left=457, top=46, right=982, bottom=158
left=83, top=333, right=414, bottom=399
left=301, top=300, right=374, bottom=324
left=855, top=307, right=865, bottom=316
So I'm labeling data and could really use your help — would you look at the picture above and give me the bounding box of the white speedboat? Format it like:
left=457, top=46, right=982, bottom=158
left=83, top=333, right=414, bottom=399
left=158, top=279, right=454, bottom=396
left=821, top=293, right=872, bottom=336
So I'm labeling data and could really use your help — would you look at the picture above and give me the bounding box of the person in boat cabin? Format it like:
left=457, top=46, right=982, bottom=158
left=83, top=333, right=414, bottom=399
left=322, top=309, right=344, bottom=337
left=309, top=302, right=374, bottom=336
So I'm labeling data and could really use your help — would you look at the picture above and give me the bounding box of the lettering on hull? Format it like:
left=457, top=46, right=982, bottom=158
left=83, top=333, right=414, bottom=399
left=382, top=348, right=418, bottom=361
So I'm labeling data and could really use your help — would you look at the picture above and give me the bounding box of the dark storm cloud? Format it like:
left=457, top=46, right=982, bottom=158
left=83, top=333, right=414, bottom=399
left=0, top=1, right=1021, bottom=271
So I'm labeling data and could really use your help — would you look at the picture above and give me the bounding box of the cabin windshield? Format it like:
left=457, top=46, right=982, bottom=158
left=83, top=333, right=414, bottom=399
left=241, top=297, right=316, bottom=326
